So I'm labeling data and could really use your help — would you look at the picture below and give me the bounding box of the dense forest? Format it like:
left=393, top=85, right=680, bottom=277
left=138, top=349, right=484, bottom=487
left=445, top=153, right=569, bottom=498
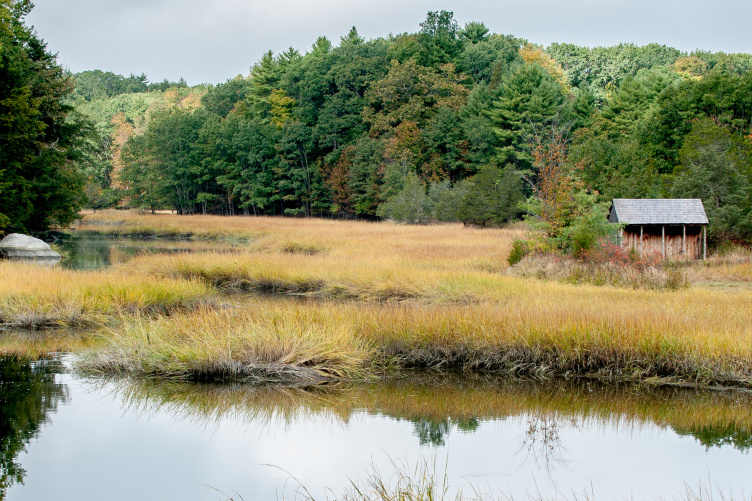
left=0, top=0, right=90, bottom=233
left=3, top=2, right=752, bottom=243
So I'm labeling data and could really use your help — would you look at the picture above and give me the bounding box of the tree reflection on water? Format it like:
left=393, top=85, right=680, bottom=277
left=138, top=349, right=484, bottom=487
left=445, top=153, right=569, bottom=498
left=0, top=357, right=67, bottom=498
left=411, top=417, right=479, bottom=446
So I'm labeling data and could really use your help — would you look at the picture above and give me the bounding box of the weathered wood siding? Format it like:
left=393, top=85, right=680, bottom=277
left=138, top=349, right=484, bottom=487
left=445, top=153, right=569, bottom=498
left=621, top=225, right=703, bottom=260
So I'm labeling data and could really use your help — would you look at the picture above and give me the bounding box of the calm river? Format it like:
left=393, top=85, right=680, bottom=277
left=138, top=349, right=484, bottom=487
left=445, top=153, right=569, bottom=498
left=2, top=356, right=751, bottom=500
left=50, top=234, right=242, bottom=270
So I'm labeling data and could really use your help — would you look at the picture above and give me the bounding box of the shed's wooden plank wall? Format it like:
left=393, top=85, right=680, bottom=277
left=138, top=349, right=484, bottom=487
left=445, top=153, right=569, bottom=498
left=621, top=226, right=703, bottom=260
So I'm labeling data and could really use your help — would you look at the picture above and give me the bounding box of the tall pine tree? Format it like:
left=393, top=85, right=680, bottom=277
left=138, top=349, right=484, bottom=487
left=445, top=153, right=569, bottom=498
left=0, top=0, right=87, bottom=233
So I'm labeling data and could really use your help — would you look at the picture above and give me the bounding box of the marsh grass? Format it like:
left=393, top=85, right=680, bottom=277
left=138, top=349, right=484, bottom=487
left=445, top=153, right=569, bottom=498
left=508, top=244, right=752, bottom=291
left=78, top=292, right=752, bottom=387
left=74, top=210, right=262, bottom=241
left=113, top=214, right=519, bottom=302
left=687, top=246, right=752, bottom=286
left=76, top=211, right=751, bottom=289
left=10, top=212, right=752, bottom=385
left=77, top=303, right=374, bottom=383
left=508, top=253, right=689, bottom=290
left=0, top=261, right=212, bottom=328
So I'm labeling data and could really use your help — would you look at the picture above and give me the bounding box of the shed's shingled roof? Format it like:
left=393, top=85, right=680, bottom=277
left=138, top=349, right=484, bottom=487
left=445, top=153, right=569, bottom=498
left=609, top=199, right=709, bottom=225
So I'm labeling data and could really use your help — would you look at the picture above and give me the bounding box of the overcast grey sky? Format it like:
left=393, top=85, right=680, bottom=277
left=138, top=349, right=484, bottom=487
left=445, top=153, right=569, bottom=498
left=25, top=0, right=752, bottom=86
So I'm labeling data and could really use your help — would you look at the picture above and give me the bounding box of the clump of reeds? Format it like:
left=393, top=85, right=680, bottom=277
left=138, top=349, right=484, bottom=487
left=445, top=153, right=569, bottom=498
left=77, top=303, right=374, bottom=383
left=280, top=240, right=328, bottom=256
left=280, top=457, right=738, bottom=501
left=300, top=457, right=458, bottom=501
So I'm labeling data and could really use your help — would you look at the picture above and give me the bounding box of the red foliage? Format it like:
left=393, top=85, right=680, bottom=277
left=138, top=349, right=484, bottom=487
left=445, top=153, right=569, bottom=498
left=580, top=239, right=662, bottom=269
left=327, top=146, right=354, bottom=213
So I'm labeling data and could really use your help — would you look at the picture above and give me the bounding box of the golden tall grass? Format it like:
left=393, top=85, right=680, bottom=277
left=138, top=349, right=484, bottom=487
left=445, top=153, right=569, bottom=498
left=76, top=210, right=752, bottom=288
left=4, top=211, right=752, bottom=387
left=76, top=210, right=520, bottom=267
left=0, top=261, right=210, bottom=328
left=77, top=289, right=752, bottom=387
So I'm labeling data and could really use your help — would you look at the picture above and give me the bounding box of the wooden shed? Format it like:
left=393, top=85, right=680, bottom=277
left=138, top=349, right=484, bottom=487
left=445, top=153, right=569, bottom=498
left=608, top=199, right=709, bottom=260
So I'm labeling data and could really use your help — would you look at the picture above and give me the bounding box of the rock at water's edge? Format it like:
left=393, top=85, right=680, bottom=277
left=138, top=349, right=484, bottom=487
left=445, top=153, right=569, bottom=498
left=0, top=233, right=61, bottom=261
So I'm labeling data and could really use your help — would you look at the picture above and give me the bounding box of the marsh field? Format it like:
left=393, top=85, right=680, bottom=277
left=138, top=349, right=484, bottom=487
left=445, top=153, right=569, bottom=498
left=2, top=211, right=752, bottom=500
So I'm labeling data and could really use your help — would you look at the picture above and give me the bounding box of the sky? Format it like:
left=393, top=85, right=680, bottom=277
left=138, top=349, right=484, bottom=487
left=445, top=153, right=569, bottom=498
left=25, top=0, right=752, bottom=86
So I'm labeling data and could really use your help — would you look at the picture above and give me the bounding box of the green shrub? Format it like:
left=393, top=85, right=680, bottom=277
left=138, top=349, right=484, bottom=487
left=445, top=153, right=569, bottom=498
left=507, top=239, right=529, bottom=266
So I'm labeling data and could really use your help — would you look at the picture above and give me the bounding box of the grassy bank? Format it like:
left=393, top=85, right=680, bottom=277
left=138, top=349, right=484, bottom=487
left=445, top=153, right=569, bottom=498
left=3, top=211, right=752, bottom=388
left=510, top=249, right=752, bottom=290
left=73, top=210, right=264, bottom=240
left=77, top=289, right=752, bottom=387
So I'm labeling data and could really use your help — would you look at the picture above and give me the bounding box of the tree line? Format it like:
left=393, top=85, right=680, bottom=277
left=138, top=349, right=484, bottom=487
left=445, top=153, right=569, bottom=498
left=3, top=2, right=752, bottom=244
left=93, top=11, right=752, bottom=242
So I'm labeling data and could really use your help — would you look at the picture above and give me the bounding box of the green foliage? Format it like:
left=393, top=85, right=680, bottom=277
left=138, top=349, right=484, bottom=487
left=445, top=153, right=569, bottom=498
left=247, top=50, right=281, bottom=120
left=120, top=108, right=214, bottom=213
left=523, top=125, right=618, bottom=257
left=417, top=10, right=462, bottom=67
left=562, top=192, right=615, bottom=258
left=458, top=34, right=522, bottom=84
left=546, top=43, right=682, bottom=105
left=670, top=118, right=752, bottom=242
left=202, top=77, right=249, bottom=118
left=691, top=50, right=752, bottom=76
left=426, top=180, right=467, bottom=222
left=524, top=189, right=615, bottom=258
left=71, top=70, right=188, bottom=101
left=570, top=137, right=659, bottom=201
left=507, top=238, right=529, bottom=266
left=363, top=59, right=468, bottom=135
left=63, top=11, right=752, bottom=230
left=597, top=67, right=680, bottom=139
left=72, top=70, right=148, bottom=100
left=456, top=165, right=523, bottom=226
left=487, top=62, right=567, bottom=172
left=376, top=172, right=429, bottom=223
left=570, top=67, right=752, bottom=231
left=348, top=135, right=386, bottom=217
left=0, top=0, right=88, bottom=232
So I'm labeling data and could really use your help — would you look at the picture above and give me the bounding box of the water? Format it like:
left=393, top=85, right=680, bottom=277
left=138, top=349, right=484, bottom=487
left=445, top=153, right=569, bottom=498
left=50, top=234, right=241, bottom=270
left=2, top=356, right=751, bottom=500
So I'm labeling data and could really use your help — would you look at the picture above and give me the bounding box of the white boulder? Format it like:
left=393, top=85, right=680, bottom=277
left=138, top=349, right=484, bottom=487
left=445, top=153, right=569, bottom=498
left=0, top=233, right=61, bottom=261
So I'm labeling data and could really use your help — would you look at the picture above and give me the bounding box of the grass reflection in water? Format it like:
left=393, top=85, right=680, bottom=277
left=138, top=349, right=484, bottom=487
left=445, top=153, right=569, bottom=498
left=90, top=372, right=752, bottom=454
